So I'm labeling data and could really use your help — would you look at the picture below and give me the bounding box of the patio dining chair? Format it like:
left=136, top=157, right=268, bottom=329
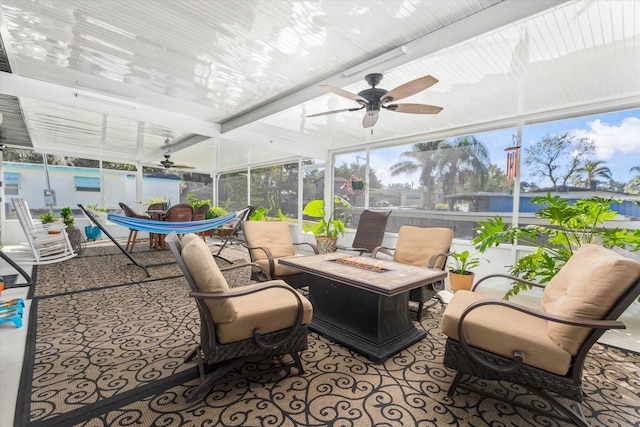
left=166, top=232, right=312, bottom=402
left=118, top=202, right=150, bottom=253
left=153, top=203, right=194, bottom=249
left=191, top=204, right=210, bottom=242
left=336, top=209, right=391, bottom=255
left=242, top=220, right=318, bottom=289
left=372, top=225, right=453, bottom=321
left=441, top=244, right=640, bottom=426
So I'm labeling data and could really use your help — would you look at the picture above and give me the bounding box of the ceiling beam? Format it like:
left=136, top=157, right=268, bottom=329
left=0, top=72, right=222, bottom=137
left=138, top=134, right=211, bottom=163
left=220, top=0, right=565, bottom=134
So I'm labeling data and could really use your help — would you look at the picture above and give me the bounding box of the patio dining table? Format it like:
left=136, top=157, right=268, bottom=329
left=146, top=209, right=167, bottom=249
left=280, top=253, right=447, bottom=363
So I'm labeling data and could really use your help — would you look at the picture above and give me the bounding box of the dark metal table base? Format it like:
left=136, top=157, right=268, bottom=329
left=307, top=275, right=426, bottom=364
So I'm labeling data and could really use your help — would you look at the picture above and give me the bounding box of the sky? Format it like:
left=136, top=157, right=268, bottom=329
left=364, top=108, right=640, bottom=189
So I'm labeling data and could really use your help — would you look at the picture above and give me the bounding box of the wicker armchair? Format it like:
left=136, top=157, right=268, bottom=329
left=441, top=244, right=640, bottom=426
left=166, top=232, right=312, bottom=402
left=372, top=225, right=453, bottom=321
left=242, top=221, right=318, bottom=289
left=336, top=209, right=391, bottom=255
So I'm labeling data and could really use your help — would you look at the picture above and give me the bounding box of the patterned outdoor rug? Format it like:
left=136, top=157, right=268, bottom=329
left=14, top=243, right=640, bottom=427
left=29, top=240, right=248, bottom=298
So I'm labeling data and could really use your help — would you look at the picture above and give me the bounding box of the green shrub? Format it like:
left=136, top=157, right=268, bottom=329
left=473, top=194, right=640, bottom=299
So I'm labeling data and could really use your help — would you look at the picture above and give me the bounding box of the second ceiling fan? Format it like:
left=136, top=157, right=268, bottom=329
left=158, top=154, right=195, bottom=170
left=307, top=73, right=443, bottom=128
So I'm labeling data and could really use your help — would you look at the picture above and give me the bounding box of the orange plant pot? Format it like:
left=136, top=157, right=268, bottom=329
left=449, top=271, right=475, bottom=292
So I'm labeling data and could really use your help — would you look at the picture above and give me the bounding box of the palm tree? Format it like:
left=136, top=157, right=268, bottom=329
left=390, top=140, right=444, bottom=209
left=390, top=137, right=491, bottom=209
left=438, top=136, right=490, bottom=198
left=575, top=160, right=612, bottom=188
left=625, top=166, right=640, bottom=194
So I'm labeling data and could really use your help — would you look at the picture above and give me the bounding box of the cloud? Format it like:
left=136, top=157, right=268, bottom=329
left=572, top=117, right=640, bottom=159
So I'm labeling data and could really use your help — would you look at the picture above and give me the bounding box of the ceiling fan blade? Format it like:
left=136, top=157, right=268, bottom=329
left=306, top=106, right=364, bottom=118
left=385, top=103, right=443, bottom=114
left=320, top=85, right=368, bottom=103
left=382, top=75, right=438, bottom=103
left=362, top=111, right=379, bottom=128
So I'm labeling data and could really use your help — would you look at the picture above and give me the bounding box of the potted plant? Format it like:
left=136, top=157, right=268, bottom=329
left=39, top=212, right=61, bottom=234
left=447, top=250, right=482, bottom=292
left=303, top=197, right=349, bottom=253
left=39, top=212, right=57, bottom=224
left=60, top=206, right=84, bottom=253
left=341, top=175, right=365, bottom=192
left=60, top=206, right=75, bottom=227
left=84, top=203, right=106, bottom=240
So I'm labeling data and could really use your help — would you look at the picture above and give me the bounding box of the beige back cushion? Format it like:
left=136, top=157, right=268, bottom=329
left=243, top=221, right=295, bottom=261
left=180, top=234, right=238, bottom=324
left=393, top=226, right=453, bottom=269
left=542, top=244, right=640, bottom=355
left=181, top=233, right=201, bottom=247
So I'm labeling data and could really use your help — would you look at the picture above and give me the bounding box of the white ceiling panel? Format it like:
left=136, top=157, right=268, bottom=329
left=0, top=0, right=638, bottom=172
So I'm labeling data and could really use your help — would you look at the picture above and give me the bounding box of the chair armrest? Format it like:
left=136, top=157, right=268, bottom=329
left=293, top=241, right=319, bottom=254
left=427, top=251, right=451, bottom=269
left=190, top=281, right=305, bottom=350
left=371, top=246, right=395, bottom=258
left=220, top=262, right=272, bottom=281
left=472, top=273, right=545, bottom=292
left=241, top=243, right=276, bottom=276
left=456, top=298, right=626, bottom=374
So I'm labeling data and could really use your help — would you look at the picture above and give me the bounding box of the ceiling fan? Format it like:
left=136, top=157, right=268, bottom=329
left=158, top=154, right=195, bottom=170
left=307, top=73, right=443, bottom=128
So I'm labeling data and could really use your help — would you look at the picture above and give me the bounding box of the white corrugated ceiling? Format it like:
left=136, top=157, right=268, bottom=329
left=0, top=0, right=638, bottom=173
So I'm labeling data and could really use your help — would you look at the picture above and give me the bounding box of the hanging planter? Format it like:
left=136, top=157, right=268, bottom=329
left=351, top=179, right=364, bottom=190
left=341, top=175, right=365, bottom=194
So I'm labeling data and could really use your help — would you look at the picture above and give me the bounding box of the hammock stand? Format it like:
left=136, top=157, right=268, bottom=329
left=78, top=204, right=246, bottom=276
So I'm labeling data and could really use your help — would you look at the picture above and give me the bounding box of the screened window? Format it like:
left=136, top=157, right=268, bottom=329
left=74, top=176, right=100, bottom=192
left=3, top=172, right=20, bottom=195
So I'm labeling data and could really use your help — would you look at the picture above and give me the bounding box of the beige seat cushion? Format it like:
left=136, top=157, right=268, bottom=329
left=244, top=221, right=296, bottom=261
left=442, top=290, right=573, bottom=375
left=394, top=226, right=453, bottom=269
left=216, top=280, right=313, bottom=344
left=253, top=256, right=304, bottom=277
left=180, top=234, right=238, bottom=324
left=541, top=244, right=640, bottom=355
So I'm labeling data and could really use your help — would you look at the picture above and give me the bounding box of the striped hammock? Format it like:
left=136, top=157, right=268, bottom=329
left=106, top=211, right=238, bottom=234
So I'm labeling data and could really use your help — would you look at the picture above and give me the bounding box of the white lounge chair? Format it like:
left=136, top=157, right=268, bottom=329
left=8, top=198, right=77, bottom=265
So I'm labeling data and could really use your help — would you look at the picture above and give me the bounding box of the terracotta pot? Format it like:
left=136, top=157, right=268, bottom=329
left=449, top=271, right=475, bottom=292
left=315, top=236, right=338, bottom=254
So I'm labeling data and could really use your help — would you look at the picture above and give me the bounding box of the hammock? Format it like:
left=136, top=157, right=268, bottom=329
left=106, top=211, right=238, bottom=234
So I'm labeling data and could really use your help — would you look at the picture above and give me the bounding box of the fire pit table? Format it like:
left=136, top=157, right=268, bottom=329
left=279, top=253, right=446, bottom=363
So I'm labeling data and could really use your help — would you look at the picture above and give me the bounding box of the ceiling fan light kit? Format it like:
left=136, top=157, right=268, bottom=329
left=308, top=73, right=442, bottom=128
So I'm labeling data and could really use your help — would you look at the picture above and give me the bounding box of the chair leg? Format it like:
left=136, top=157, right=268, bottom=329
left=188, top=358, right=246, bottom=402
left=416, top=292, right=424, bottom=322
left=130, top=230, right=138, bottom=252
left=447, top=371, right=465, bottom=396
left=290, top=351, right=304, bottom=375
left=126, top=230, right=134, bottom=252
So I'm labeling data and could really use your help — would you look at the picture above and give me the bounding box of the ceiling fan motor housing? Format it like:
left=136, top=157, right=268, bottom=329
left=358, top=87, right=388, bottom=111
